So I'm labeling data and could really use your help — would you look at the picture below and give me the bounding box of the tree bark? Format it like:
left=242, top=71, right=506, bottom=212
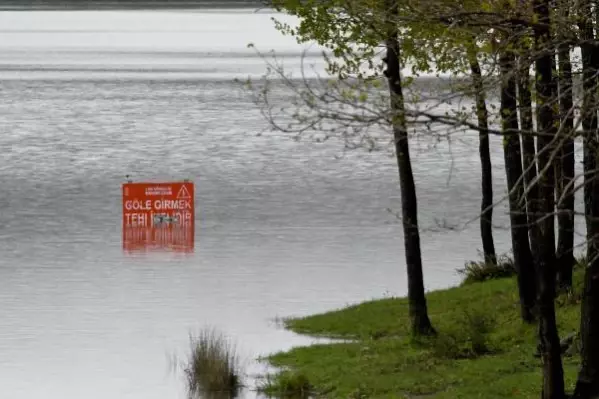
left=555, top=33, right=575, bottom=291
left=572, top=261, right=599, bottom=398
left=499, top=47, right=537, bottom=324
left=468, top=48, right=496, bottom=265
left=517, top=51, right=541, bottom=266
left=532, top=0, right=566, bottom=396
left=578, top=2, right=599, bottom=254
left=572, top=4, right=599, bottom=397
left=383, top=0, right=435, bottom=336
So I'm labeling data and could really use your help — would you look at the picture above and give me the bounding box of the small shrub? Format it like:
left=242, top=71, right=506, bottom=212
left=428, top=309, right=496, bottom=359
left=429, top=331, right=464, bottom=359
left=463, top=309, right=496, bottom=354
left=184, top=327, right=243, bottom=398
left=258, top=371, right=313, bottom=398
left=457, top=254, right=516, bottom=285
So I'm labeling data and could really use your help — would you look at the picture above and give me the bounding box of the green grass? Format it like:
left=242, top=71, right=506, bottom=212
left=260, top=267, right=586, bottom=398
left=258, top=370, right=315, bottom=398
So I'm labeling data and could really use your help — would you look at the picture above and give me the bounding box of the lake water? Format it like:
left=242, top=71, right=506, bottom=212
left=0, top=8, right=587, bottom=399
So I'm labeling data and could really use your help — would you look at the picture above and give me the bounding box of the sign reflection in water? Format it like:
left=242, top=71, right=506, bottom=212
left=122, top=224, right=195, bottom=253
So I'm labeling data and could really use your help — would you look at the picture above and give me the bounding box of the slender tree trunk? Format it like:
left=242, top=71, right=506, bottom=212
left=517, top=51, right=540, bottom=266
left=468, top=48, right=496, bottom=265
left=556, top=33, right=575, bottom=291
left=499, top=47, right=537, bottom=324
left=383, top=0, right=435, bottom=337
left=572, top=6, right=599, bottom=397
left=579, top=25, right=597, bottom=244
left=573, top=255, right=599, bottom=398
left=532, top=0, right=566, bottom=396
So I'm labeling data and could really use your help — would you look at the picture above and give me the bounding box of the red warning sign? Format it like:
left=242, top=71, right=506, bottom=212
left=122, top=181, right=195, bottom=252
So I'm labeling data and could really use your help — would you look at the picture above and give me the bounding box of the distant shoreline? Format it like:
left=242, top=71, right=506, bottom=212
left=0, top=1, right=269, bottom=11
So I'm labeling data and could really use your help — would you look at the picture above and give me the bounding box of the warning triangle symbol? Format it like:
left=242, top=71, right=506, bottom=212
left=177, top=185, right=191, bottom=199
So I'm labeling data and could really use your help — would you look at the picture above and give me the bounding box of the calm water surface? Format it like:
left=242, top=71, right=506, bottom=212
left=0, top=8, right=585, bottom=399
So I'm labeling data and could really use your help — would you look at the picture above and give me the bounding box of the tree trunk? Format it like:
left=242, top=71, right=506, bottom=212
left=555, top=36, right=575, bottom=291
left=572, top=261, right=599, bottom=398
left=532, top=0, right=566, bottom=396
left=499, top=48, right=537, bottom=324
left=468, top=48, right=496, bottom=265
left=517, top=51, right=540, bottom=266
left=572, top=6, right=599, bottom=398
left=578, top=2, right=599, bottom=253
left=383, top=0, right=435, bottom=337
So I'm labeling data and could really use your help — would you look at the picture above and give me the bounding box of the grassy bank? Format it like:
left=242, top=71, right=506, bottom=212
left=261, top=265, right=585, bottom=398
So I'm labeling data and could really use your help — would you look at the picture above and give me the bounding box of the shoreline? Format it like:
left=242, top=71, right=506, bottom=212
left=259, top=262, right=585, bottom=398
left=0, top=6, right=265, bottom=11
left=0, top=2, right=268, bottom=10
